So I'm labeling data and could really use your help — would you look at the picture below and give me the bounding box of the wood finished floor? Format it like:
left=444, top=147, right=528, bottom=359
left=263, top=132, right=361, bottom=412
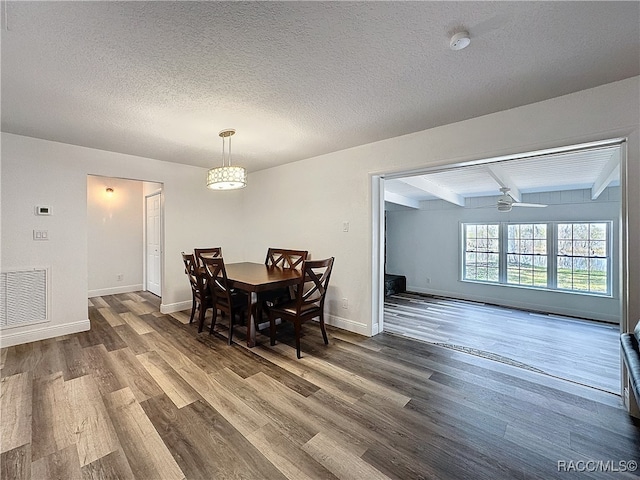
left=1, top=291, right=639, bottom=480
left=384, top=293, right=620, bottom=394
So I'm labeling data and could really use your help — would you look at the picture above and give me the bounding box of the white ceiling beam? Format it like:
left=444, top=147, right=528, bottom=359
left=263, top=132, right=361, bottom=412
left=486, top=165, right=521, bottom=202
left=384, top=191, right=420, bottom=209
left=399, top=177, right=465, bottom=207
left=591, top=150, right=620, bottom=200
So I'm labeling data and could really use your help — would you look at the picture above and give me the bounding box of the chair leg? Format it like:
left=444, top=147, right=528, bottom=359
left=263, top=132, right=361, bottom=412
left=209, top=307, right=217, bottom=335
left=269, top=314, right=277, bottom=346
left=197, top=300, right=206, bottom=333
left=294, top=320, right=302, bottom=359
left=189, top=294, right=196, bottom=324
left=228, top=310, right=234, bottom=345
left=319, top=313, right=328, bottom=345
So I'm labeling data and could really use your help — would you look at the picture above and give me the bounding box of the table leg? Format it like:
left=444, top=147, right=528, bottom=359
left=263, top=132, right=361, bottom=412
left=247, top=291, right=257, bottom=347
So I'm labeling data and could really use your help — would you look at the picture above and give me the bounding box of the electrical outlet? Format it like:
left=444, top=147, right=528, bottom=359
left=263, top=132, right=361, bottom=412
left=426, top=277, right=431, bottom=284
left=117, top=274, right=124, bottom=281
left=342, top=221, right=349, bottom=232
left=342, top=298, right=348, bottom=309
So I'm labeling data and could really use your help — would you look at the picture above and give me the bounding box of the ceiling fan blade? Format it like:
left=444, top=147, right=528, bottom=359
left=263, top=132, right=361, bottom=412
left=468, top=203, right=499, bottom=209
left=512, top=202, right=548, bottom=208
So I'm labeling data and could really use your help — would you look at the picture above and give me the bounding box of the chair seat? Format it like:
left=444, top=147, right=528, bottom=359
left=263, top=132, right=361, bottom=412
left=271, top=301, right=320, bottom=316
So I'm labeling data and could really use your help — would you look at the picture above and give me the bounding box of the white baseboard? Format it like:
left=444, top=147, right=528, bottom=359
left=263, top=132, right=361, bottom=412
left=160, top=300, right=192, bottom=314
left=89, top=284, right=143, bottom=298
left=327, top=313, right=372, bottom=337
left=0, top=319, right=90, bottom=348
left=406, top=285, right=620, bottom=324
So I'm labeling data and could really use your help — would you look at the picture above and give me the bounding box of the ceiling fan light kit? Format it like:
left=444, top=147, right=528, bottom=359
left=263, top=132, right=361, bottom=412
left=473, top=186, right=548, bottom=211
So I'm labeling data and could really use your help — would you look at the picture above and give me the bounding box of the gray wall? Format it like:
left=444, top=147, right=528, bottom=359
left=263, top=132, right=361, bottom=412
left=385, top=187, right=621, bottom=323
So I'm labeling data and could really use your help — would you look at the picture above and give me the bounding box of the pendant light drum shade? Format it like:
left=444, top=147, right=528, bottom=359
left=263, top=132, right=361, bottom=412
left=206, top=129, right=247, bottom=190
left=207, top=165, right=247, bottom=190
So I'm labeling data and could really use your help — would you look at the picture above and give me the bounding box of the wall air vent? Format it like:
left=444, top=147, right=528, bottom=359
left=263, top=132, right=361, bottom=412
left=0, top=268, right=49, bottom=328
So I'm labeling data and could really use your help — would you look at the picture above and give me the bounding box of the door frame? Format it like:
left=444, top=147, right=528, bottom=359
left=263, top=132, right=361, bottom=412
left=144, top=190, right=164, bottom=297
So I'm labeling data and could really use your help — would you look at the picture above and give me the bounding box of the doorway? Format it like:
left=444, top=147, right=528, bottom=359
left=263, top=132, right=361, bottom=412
left=87, top=175, right=163, bottom=299
left=372, top=138, right=627, bottom=394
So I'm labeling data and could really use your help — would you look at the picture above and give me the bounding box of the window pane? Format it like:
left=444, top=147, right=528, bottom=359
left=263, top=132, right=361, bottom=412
left=467, top=226, right=477, bottom=238
left=590, top=223, right=606, bottom=240
left=521, top=240, right=533, bottom=254
left=557, top=223, right=610, bottom=294
left=463, top=223, right=500, bottom=283
left=521, top=224, right=533, bottom=239
left=558, top=240, right=572, bottom=255
left=558, top=224, right=572, bottom=240
left=534, top=224, right=547, bottom=238
left=534, top=240, right=547, bottom=254
left=573, top=240, right=588, bottom=256
left=591, top=240, right=606, bottom=256
left=507, top=223, right=547, bottom=287
left=573, top=224, right=589, bottom=240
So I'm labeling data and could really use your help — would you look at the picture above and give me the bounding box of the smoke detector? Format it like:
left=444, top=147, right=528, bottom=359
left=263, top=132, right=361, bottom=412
left=450, top=31, right=471, bottom=51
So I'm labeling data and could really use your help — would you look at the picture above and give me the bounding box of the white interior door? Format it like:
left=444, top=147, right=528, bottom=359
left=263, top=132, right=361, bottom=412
left=146, top=193, right=162, bottom=296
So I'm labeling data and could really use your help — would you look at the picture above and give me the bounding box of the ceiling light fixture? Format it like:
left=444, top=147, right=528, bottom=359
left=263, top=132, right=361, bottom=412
left=450, top=31, right=471, bottom=51
left=105, top=187, right=114, bottom=197
left=206, top=129, right=247, bottom=190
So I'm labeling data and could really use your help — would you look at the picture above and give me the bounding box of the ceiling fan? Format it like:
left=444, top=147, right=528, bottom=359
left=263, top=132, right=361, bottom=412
left=484, top=187, right=548, bottom=212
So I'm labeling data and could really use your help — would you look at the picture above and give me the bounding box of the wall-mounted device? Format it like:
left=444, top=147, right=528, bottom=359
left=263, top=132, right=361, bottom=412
left=35, top=205, right=51, bottom=215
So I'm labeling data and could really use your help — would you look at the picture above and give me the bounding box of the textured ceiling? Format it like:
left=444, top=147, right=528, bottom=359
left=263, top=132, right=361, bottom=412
left=2, top=2, right=639, bottom=172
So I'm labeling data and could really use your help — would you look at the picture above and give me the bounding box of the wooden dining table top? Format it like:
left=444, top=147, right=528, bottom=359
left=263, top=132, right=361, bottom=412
left=224, top=262, right=302, bottom=293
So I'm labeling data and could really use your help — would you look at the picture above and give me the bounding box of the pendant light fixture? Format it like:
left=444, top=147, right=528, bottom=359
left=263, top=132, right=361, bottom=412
left=206, top=128, right=247, bottom=190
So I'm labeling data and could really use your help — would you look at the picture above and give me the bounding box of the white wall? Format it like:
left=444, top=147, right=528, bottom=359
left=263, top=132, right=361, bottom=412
left=1, top=76, right=638, bottom=347
left=242, top=76, right=639, bottom=337
left=1, top=135, right=245, bottom=347
left=386, top=187, right=621, bottom=322
left=87, top=175, right=144, bottom=297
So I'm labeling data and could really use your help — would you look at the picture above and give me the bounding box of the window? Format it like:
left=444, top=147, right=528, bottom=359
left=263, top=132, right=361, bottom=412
left=507, top=224, right=547, bottom=287
left=463, top=224, right=499, bottom=282
left=557, top=223, right=608, bottom=294
left=462, top=221, right=611, bottom=296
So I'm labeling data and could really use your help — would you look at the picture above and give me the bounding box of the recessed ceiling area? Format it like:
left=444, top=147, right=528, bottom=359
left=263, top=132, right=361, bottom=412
left=1, top=2, right=638, bottom=172
left=384, top=144, right=621, bottom=209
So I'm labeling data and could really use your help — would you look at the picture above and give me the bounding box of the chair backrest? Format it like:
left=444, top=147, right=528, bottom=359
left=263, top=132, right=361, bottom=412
left=194, top=247, right=222, bottom=268
left=292, top=257, right=334, bottom=315
left=181, top=252, right=201, bottom=293
left=265, top=248, right=308, bottom=270
left=201, top=256, right=233, bottom=311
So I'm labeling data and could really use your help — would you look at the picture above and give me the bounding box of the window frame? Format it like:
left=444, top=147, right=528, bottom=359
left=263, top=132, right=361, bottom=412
left=460, top=220, right=613, bottom=297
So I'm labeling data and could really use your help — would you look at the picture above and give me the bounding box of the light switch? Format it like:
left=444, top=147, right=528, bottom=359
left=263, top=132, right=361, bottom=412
left=33, top=230, right=49, bottom=241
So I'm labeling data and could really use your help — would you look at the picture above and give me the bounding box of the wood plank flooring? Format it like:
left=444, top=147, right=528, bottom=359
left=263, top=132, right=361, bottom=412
left=1, top=291, right=639, bottom=479
left=385, top=293, right=620, bottom=393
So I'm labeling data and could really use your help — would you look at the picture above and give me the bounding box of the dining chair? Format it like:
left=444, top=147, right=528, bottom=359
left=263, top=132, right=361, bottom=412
left=269, top=257, right=334, bottom=358
left=181, top=252, right=213, bottom=331
left=201, top=256, right=248, bottom=345
left=194, top=247, right=222, bottom=269
left=265, top=248, right=308, bottom=270
left=260, top=248, right=309, bottom=318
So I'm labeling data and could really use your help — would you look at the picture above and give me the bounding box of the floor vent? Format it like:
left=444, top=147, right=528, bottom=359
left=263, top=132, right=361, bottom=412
left=0, top=268, right=49, bottom=328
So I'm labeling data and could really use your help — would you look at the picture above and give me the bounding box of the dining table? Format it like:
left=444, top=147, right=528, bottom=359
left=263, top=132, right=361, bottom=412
left=224, top=262, right=302, bottom=347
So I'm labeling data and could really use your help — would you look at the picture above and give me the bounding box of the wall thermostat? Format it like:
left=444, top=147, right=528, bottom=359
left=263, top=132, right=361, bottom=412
left=35, top=205, right=52, bottom=215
